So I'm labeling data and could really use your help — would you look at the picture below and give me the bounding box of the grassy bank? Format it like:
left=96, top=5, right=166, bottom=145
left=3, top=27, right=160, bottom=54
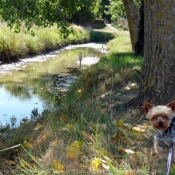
left=0, top=31, right=170, bottom=175
left=0, top=23, right=115, bottom=62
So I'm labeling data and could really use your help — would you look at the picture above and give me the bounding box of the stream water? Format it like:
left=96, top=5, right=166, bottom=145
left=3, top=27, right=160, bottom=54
left=0, top=43, right=106, bottom=126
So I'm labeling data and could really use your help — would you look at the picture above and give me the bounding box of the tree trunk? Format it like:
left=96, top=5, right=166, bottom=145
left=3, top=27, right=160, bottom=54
left=122, top=0, right=139, bottom=52
left=139, top=0, right=175, bottom=106
left=134, top=0, right=144, bottom=56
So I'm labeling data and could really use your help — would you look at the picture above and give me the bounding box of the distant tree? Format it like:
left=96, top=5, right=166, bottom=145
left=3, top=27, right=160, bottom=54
left=0, top=0, right=82, bottom=36
left=108, top=0, right=141, bottom=52
left=122, top=0, right=139, bottom=52
left=71, top=0, right=98, bottom=24
left=98, top=0, right=111, bottom=22
left=108, top=0, right=126, bottom=22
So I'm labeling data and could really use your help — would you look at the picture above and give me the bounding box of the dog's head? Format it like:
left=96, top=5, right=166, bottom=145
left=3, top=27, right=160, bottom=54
left=144, top=100, right=175, bottom=131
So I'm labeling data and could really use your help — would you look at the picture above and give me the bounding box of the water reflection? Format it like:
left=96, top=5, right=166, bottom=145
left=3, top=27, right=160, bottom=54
left=0, top=46, right=102, bottom=125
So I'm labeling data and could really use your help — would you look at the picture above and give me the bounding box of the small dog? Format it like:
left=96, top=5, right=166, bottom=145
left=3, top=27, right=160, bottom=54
left=144, top=100, right=175, bottom=161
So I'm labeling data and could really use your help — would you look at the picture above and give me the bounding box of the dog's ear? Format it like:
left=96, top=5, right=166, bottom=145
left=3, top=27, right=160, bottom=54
left=167, top=100, right=175, bottom=112
left=144, top=102, right=153, bottom=115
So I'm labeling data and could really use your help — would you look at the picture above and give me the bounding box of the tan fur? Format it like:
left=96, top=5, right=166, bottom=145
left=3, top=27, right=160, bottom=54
left=144, top=100, right=175, bottom=162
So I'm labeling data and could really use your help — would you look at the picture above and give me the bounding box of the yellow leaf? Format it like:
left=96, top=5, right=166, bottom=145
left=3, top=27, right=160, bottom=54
left=119, top=128, right=130, bottom=136
left=132, top=126, right=145, bottom=133
left=24, top=136, right=33, bottom=142
left=78, top=89, right=81, bottom=93
left=143, top=123, right=150, bottom=128
left=91, top=158, right=101, bottom=172
left=22, top=141, right=33, bottom=148
left=80, top=131, right=93, bottom=141
left=52, top=160, right=64, bottom=171
left=80, top=131, right=90, bottom=138
left=66, top=141, right=83, bottom=162
left=116, top=119, right=124, bottom=127
left=19, top=161, right=28, bottom=168
left=33, top=123, right=42, bottom=130
left=9, top=160, right=15, bottom=165
left=66, top=123, right=72, bottom=130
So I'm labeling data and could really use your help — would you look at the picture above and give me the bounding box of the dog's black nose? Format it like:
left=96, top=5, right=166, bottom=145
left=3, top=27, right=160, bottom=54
left=158, top=121, right=163, bottom=127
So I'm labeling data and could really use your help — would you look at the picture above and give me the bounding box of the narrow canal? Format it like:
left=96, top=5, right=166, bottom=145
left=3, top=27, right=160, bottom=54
left=0, top=43, right=106, bottom=126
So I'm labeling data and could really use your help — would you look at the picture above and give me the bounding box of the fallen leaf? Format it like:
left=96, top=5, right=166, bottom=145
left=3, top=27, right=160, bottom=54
left=52, top=160, right=64, bottom=171
left=33, top=123, right=42, bottom=130
left=90, top=158, right=101, bottom=172
left=100, top=123, right=106, bottom=130
left=80, top=131, right=90, bottom=138
left=131, top=109, right=140, bottom=116
left=118, top=147, right=135, bottom=154
left=132, top=126, right=145, bottom=133
left=66, top=123, right=72, bottom=130
left=116, top=119, right=124, bottom=127
left=66, top=141, right=83, bottom=162
left=111, top=133, right=119, bottom=143
left=22, top=141, right=33, bottom=148
left=80, top=131, right=93, bottom=141
left=143, top=123, right=150, bottom=128
left=60, top=116, right=68, bottom=122
left=123, top=123, right=133, bottom=129
left=51, top=140, right=64, bottom=147
left=112, top=119, right=117, bottom=125
left=101, top=162, right=109, bottom=170
left=19, top=160, right=28, bottom=168
left=37, top=135, right=47, bottom=145
left=124, top=86, right=130, bottom=90
left=119, top=128, right=130, bottom=136
left=24, top=136, right=33, bottom=142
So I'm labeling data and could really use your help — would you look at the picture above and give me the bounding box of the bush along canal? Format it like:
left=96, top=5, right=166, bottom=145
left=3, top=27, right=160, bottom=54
left=0, top=43, right=107, bottom=126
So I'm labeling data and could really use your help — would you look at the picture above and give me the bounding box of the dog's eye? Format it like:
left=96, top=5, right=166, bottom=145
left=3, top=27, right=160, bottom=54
left=152, top=116, right=157, bottom=120
left=163, top=116, right=168, bottom=120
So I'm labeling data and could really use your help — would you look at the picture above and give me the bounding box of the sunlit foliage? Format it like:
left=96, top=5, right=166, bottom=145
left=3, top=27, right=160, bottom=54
left=0, top=0, right=82, bottom=36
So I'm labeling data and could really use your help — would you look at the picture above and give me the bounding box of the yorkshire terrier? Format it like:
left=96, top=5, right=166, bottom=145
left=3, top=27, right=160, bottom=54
left=144, top=100, right=175, bottom=161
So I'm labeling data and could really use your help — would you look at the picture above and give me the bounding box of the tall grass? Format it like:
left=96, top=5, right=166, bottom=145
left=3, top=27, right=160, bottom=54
left=0, top=22, right=115, bottom=62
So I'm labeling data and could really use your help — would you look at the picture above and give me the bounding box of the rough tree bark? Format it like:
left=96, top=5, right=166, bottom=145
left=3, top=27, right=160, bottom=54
left=139, top=0, right=175, bottom=105
left=122, top=0, right=139, bottom=52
